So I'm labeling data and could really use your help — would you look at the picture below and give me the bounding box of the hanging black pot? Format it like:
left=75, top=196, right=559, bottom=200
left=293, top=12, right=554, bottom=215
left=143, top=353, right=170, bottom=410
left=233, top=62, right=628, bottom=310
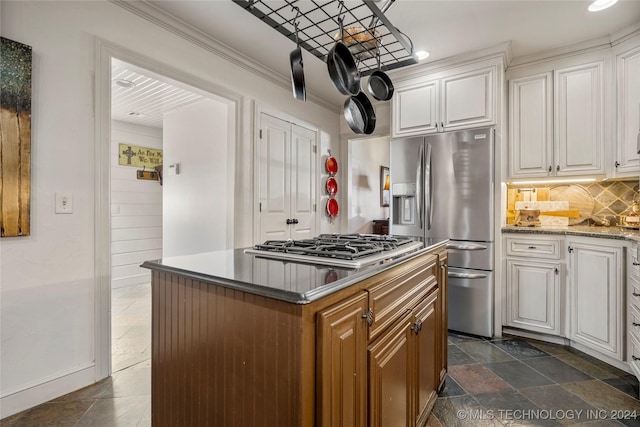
left=368, top=52, right=394, bottom=101
left=289, top=11, right=305, bottom=101
left=326, top=16, right=361, bottom=96
left=344, top=91, right=376, bottom=135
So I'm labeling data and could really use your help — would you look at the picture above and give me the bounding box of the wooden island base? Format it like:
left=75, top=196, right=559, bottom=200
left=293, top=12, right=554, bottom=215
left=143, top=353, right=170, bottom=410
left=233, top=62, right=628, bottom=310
left=148, top=245, right=447, bottom=427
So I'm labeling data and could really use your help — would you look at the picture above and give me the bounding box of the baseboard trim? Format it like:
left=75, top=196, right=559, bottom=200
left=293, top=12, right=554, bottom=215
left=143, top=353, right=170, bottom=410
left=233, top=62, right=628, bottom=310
left=0, top=364, right=96, bottom=419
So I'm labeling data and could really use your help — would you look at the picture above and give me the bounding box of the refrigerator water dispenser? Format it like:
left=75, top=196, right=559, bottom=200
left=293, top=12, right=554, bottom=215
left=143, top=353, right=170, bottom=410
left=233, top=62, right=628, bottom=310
left=392, top=182, right=416, bottom=225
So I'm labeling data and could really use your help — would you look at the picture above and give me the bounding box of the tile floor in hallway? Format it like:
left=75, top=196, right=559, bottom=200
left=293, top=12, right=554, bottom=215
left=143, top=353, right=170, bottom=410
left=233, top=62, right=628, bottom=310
left=2, top=282, right=639, bottom=426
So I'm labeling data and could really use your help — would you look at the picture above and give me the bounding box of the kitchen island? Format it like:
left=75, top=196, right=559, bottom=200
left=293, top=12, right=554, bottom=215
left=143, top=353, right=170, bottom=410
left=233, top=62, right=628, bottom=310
left=142, top=238, right=448, bottom=427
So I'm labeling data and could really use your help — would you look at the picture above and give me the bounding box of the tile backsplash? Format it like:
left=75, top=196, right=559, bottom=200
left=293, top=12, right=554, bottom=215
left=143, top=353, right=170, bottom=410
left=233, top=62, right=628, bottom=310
left=507, top=179, right=639, bottom=226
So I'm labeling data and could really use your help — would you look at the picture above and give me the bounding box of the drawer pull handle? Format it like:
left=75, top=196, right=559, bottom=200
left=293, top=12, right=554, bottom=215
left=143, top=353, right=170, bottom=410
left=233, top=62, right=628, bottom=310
left=633, top=322, right=640, bottom=327
left=362, top=308, right=374, bottom=326
left=528, top=246, right=537, bottom=249
left=633, top=292, right=640, bottom=297
left=633, top=356, right=640, bottom=361
left=633, top=262, right=640, bottom=266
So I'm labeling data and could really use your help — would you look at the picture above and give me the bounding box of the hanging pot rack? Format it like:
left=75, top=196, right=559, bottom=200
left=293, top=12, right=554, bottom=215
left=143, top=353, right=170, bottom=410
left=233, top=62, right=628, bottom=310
left=231, top=0, right=418, bottom=76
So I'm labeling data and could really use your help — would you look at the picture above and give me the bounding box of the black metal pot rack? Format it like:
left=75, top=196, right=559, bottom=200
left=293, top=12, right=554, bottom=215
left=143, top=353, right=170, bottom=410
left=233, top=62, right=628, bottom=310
left=231, top=0, right=417, bottom=76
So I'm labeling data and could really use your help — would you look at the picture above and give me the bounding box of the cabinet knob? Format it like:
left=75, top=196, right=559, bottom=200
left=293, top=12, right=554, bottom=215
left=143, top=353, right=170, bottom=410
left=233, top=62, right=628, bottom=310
left=411, top=319, right=423, bottom=335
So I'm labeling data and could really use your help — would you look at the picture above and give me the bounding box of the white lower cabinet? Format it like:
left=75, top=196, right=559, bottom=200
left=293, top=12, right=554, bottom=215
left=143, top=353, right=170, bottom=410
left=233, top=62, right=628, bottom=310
left=627, top=243, right=640, bottom=387
left=567, top=238, right=624, bottom=361
left=506, top=259, right=561, bottom=335
left=505, top=234, right=629, bottom=367
left=505, top=236, right=562, bottom=335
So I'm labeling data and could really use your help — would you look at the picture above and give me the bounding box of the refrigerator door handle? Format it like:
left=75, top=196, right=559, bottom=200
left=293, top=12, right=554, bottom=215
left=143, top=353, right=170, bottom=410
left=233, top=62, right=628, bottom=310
left=446, top=243, right=488, bottom=251
left=425, top=143, right=433, bottom=230
left=416, top=144, right=423, bottom=229
left=448, top=272, right=488, bottom=279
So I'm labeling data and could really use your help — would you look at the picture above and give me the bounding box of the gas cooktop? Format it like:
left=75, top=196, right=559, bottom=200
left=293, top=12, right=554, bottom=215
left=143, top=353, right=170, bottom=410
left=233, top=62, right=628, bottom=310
left=244, top=234, right=423, bottom=268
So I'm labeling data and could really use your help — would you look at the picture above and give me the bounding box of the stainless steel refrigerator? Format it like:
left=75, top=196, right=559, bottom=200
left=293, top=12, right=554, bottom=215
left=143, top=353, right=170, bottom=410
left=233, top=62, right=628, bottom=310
left=390, top=127, right=494, bottom=337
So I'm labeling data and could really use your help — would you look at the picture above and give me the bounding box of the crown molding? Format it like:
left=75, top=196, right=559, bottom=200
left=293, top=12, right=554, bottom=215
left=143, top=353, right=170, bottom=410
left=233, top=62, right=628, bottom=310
left=508, top=35, right=612, bottom=70
left=109, top=0, right=339, bottom=113
left=610, top=21, right=640, bottom=47
left=387, top=41, right=511, bottom=82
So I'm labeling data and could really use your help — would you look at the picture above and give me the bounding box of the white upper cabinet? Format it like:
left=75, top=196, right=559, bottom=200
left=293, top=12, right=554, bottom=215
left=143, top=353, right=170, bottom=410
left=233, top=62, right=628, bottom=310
left=508, top=54, right=608, bottom=180
left=393, top=79, right=439, bottom=136
left=554, top=61, right=605, bottom=176
left=613, top=40, right=640, bottom=177
left=509, top=72, right=553, bottom=178
left=392, top=63, right=496, bottom=138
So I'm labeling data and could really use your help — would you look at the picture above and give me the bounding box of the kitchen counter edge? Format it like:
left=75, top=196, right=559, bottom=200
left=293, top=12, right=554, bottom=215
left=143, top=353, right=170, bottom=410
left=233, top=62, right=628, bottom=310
left=141, top=239, right=448, bottom=305
left=502, top=225, right=640, bottom=243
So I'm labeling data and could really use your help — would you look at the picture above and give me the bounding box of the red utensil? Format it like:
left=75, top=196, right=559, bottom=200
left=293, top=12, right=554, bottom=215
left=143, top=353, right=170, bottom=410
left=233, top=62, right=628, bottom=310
left=327, top=198, right=339, bottom=217
left=326, top=177, right=338, bottom=195
left=326, top=156, right=338, bottom=175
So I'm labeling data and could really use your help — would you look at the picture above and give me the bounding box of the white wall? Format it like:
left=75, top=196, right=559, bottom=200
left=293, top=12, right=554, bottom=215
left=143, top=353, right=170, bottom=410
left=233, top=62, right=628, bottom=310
left=162, top=100, right=231, bottom=256
left=347, top=137, right=390, bottom=234
left=111, top=121, right=163, bottom=289
left=0, top=0, right=340, bottom=418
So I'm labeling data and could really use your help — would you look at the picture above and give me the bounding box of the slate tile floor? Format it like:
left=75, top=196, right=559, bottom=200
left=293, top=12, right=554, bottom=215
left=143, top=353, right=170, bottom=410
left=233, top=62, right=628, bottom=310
left=429, top=333, right=640, bottom=427
left=3, top=288, right=640, bottom=426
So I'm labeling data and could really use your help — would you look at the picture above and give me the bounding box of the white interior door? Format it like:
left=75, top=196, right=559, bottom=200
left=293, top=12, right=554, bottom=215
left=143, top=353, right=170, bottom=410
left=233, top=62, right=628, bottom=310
left=258, top=114, right=317, bottom=243
left=290, top=124, right=316, bottom=240
left=259, top=114, right=291, bottom=242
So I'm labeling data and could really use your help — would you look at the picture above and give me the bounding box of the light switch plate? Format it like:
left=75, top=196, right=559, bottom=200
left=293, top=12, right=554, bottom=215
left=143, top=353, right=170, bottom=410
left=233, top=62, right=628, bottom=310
left=55, top=192, right=73, bottom=214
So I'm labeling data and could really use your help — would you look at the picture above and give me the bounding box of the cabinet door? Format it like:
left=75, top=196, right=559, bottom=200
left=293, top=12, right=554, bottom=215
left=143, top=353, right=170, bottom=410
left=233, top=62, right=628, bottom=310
left=554, top=62, right=605, bottom=176
left=508, top=72, right=554, bottom=178
left=506, top=258, right=561, bottom=335
left=392, top=79, right=439, bottom=137
left=317, top=292, right=368, bottom=427
left=413, top=290, right=439, bottom=427
left=441, top=66, right=495, bottom=131
left=368, top=312, right=412, bottom=427
left=614, top=44, right=640, bottom=176
left=568, top=240, right=623, bottom=360
left=437, top=253, right=448, bottom=388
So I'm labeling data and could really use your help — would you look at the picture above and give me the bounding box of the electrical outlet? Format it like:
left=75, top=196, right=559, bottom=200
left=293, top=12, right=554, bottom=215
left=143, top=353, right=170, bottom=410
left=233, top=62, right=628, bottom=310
left=55, top=192, right=73, bottom=214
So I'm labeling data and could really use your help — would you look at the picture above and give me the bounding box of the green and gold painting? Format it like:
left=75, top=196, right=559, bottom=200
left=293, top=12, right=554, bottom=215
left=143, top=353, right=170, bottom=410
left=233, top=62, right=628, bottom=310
left=0, top=37, right=32, bottom=237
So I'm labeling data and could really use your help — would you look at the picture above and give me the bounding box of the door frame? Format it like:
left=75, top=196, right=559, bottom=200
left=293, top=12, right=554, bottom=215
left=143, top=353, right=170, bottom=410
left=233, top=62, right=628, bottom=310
left=94, top=38, right=243, bottom=380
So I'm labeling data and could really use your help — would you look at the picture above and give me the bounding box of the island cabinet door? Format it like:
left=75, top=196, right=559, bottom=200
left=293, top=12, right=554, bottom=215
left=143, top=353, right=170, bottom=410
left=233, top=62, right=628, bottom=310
left=413, top=289, right=439, bottom=427
left=317, top=292, right=369, bottom=427
left=367, top=312, right=413, bottom=427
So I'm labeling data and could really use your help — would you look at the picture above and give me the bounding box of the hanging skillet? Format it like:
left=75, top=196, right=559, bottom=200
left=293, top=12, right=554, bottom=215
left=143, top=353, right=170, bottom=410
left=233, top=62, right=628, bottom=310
left=289, top=9, right=305, bottom=101
left=344, top=91, right=376, bottom=135
left=368, top=51, right=394, bottom=101
left=326, top=13, right=361, bottom=96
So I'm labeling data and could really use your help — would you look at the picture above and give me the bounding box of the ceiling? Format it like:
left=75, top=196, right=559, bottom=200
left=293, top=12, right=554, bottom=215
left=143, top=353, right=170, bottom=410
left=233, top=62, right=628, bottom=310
left=112, top=0, right=640, bottom=126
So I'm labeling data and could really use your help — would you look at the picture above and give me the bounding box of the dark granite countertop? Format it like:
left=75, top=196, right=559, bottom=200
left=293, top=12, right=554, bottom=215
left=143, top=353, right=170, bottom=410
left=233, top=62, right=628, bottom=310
left=141, top=238, right=448, bottom=304
left=502, top=225, right=640, bottom=243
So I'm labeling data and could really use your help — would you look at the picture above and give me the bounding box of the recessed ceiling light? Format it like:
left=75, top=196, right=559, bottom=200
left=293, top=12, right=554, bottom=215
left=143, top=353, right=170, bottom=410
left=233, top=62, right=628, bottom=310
left=114, top=79, right=136, bottom=89
left=588, top=0, right=618, bottom=12
left=415, top=50, right=430, bottom=61
left=127, top=111, right=144, bottom=117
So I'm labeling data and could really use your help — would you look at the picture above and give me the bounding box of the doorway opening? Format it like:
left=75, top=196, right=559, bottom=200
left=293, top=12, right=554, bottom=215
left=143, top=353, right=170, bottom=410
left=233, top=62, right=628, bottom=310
left=96, top=41, right=240, bottom=379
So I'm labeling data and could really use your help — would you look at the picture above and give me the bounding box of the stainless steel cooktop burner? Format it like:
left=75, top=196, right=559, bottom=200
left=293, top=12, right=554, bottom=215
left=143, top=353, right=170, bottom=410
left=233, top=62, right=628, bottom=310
left=245, top=234, right=422, bottom=267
